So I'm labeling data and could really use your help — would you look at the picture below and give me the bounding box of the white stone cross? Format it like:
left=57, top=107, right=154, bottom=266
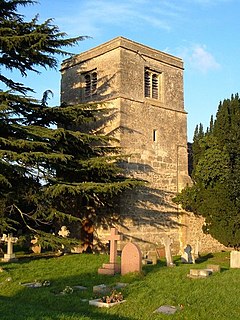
left=58, top=226, right=70, bottom=238
left=108, top=228, right=122, bottom=264
left=1, top=234, right=18, bottom=261
left=161, top=236, right=174, bottom=267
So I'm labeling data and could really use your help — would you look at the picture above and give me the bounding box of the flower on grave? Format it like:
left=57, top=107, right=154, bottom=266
left=61, top=286, right=73, bottom=295
left=42, top=280, right=51, bottom=287
left=100, top=290, right=123, bottom=304
left=34, top=279, right=51, bottom=287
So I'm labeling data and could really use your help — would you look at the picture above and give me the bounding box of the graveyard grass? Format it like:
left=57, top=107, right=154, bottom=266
left=0, top=252, right=239, bottom=320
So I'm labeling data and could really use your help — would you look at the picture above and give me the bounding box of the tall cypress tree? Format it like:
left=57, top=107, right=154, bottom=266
left=174, top=94, right=240, bottom=249
left=0, top=0, right=142, bottom=249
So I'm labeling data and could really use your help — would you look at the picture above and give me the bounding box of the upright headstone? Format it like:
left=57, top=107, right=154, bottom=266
left=230, top=251, right=240, bottom=268
left=121, top=242, right=142, bottom=275
left=193, top=239, right=200, bottom=259
left=1, top=234, right=18, bottom=262
left=98, top=228, right=122, bottom=275
left=161, top=236, right=175, bottom=267
left=181, top=244, right=195, bottom=264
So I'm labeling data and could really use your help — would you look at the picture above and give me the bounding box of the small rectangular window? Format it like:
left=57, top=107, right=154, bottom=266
left=153, top=129, right=157, bottom=142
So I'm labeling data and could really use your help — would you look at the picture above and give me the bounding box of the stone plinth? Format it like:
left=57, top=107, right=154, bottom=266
left=98, top=263, right=121, bottom=275
left=2, top=253, right=18, bottom=262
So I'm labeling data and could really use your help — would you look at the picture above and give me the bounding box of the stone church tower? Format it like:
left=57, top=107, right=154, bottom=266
left=61, top=37, right=225, bottom=254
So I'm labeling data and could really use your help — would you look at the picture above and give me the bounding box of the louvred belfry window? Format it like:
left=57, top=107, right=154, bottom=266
left=144, top=68, right=161, bottom=100
left=84, top=69, right=97, bottom=98
left=144, top=70, right=151, bottom=97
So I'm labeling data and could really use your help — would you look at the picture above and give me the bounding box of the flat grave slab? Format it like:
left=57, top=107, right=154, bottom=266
left=188, top=269, right=212, bottom=278
left=154, top=305, right=178, bottom=315
left=89, top=298, right=126, bottom=308
left=73, top=285, right=87, bottom=290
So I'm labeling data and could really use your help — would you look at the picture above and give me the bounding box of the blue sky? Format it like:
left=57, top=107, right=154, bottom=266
left=11, top=0, right=240, bottom=141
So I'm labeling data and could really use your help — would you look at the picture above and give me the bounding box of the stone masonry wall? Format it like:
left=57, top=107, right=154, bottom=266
left=61, top=37, right=226, bottom=255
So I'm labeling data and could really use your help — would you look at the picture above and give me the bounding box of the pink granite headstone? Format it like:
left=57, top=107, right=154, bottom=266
left=121, top=242, right=142, bottom=275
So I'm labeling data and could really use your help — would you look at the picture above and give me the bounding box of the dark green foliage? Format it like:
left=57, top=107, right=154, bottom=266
left=174, top=94, right=240, bottom=249
left=0, top=0, right=142, bottom=249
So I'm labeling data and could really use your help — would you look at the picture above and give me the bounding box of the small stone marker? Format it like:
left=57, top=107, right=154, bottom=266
left=206, top=264, right=221, bottom=273
left=143, top=250, right=157, bottom=265
left=230, top=250, right=240, bottom=268
left=98, top=228, right=122, bottom=275
left=31, top=236, right=41, bottom=254
left=154, top=305, right=178, bottom=315
left=73, top=285, right=87, bottom=290
left=161, top=236, right=175, bottom=267
left=181, top=244, right=195, bottom=264
left=1, top=234, right=18, bottom=262
left=121, top=242, right=142, bottom=275
left=93, top=284, right=110, bottom=295
left=188, top=268, right=212, bottom=278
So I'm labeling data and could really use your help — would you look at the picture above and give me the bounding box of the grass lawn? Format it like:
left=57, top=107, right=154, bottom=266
left=0, top=251, right=239, bottom=320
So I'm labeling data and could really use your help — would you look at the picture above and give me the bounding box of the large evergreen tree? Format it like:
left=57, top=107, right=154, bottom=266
left=0, top=0, right=142, bottom=250
left=174, top=94, right=240, bottom=249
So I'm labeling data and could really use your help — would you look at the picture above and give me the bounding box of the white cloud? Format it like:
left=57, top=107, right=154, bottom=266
left=190, top=45, right=220, bottom=73
left=178, top=44, right=220, bottom=73
left=55, top=0, right=182, bottom=37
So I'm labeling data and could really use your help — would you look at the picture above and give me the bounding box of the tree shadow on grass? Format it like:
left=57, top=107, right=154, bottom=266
left=195, top=253, right=214, bottom=264
left=0, top=255, right=137, bottom=320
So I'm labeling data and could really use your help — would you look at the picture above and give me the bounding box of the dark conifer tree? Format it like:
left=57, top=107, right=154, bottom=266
left=0, top=0, right=142, bottom=249
left=174, top=94, right=240, bottom=249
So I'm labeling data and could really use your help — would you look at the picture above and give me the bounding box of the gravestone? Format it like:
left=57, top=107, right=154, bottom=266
left=193, top=239, right=200, bottom=259
left=230, top=251, right=240, bottom=268
left=58, top=226, right=70, bottom=237
left=31, top=236, right=41, bottom=254
left=206, top=264, right=221, bottom=273
left=98, top=228, right=122, bottom=275
left=1, top=234, right=18, bottom=262
left=154, top=305, right=178, bottom=315
left=181, top=244, right=195, bottom=264
left=161, top=236, right=175, bottom=267
left=58, top=226, right=70, bottom=253
left=188, top=269, right=212, bottom=278
left=89, top=299, right=126, bottom=308
left=121, top=242, right=142, bottom=275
